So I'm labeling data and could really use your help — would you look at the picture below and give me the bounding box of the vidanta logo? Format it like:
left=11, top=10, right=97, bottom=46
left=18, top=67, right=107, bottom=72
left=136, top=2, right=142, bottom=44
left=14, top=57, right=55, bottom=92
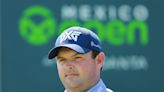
left=19, top=5, right=149, bottom=46
left=19, top=6, right=56, bottom=45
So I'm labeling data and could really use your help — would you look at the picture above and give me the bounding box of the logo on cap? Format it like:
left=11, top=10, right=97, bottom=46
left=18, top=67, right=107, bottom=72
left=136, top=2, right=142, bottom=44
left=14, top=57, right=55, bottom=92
left=91, top=41, right=101, bottom=49
left=60, top=31, right=82, bottom=43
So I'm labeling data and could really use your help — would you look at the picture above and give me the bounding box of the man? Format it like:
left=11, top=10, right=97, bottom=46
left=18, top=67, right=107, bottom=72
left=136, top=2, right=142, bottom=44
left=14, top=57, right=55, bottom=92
left=48, top=26, right=113, bottom=92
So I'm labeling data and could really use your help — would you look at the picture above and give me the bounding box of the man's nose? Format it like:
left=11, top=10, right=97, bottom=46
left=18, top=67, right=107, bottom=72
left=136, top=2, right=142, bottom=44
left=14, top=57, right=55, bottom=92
left=64, top=60, right=75, bottom=69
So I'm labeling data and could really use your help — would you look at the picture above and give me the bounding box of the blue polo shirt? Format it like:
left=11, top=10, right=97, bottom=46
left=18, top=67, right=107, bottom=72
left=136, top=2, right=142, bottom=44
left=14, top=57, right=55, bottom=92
left=64, top=79, right=113, bottom=92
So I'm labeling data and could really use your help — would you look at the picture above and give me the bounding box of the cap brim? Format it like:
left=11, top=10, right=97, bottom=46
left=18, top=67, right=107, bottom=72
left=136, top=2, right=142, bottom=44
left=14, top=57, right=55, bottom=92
left=48, top=44, right=90, bottom=59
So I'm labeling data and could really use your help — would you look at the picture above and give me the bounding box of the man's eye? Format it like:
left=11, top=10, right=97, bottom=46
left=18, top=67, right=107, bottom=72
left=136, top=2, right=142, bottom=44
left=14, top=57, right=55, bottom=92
left=57, top=59, right=65, bottom=63
left=75, top=56, right=81, bottom=58
left=74, top=56, right=83, bottom=60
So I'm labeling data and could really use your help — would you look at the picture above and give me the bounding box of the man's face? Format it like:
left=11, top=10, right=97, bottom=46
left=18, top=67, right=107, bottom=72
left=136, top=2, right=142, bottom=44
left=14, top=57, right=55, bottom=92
left=55, top=47, right=102, bottom=90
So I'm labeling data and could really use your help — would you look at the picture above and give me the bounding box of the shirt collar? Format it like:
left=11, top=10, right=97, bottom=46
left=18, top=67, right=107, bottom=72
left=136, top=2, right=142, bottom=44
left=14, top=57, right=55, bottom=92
left=87, top=79, right=107, bottom=92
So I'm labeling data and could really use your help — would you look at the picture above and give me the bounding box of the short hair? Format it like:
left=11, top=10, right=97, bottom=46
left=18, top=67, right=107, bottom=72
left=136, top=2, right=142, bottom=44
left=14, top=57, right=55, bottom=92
left=91, top=51, right=103, bottom=71
left=91, top=50, right=100, bottom=59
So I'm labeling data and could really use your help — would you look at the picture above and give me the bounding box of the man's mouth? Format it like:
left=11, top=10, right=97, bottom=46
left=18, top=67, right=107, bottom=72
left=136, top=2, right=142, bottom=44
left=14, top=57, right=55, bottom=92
left=65, top=73, right=79, bottom=77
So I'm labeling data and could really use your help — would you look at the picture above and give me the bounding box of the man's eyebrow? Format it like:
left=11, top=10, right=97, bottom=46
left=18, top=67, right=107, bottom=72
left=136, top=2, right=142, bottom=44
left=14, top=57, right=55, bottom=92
left=72, top=52, right=83, bottom=57
left=56, top=56, right=64, bottom=60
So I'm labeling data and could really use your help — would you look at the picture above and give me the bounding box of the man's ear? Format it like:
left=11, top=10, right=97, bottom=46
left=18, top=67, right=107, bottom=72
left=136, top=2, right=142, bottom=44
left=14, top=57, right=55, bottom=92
left=95, top=52, right=105, bottom=69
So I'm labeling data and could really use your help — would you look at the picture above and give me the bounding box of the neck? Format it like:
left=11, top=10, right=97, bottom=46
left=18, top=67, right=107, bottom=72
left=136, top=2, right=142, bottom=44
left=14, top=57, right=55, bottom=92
left=66, top=78, right=100, bottom=92
left=66, top=87, right=87, bottom=92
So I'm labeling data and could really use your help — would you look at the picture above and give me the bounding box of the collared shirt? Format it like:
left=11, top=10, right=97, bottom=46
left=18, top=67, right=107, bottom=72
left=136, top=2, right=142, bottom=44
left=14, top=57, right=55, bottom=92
left=64, top=79, right=113, bottom=92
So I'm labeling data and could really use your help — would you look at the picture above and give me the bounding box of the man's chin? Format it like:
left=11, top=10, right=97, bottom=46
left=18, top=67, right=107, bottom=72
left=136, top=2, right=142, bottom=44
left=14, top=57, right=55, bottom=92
left=64, top=78, right=82, bottom=88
